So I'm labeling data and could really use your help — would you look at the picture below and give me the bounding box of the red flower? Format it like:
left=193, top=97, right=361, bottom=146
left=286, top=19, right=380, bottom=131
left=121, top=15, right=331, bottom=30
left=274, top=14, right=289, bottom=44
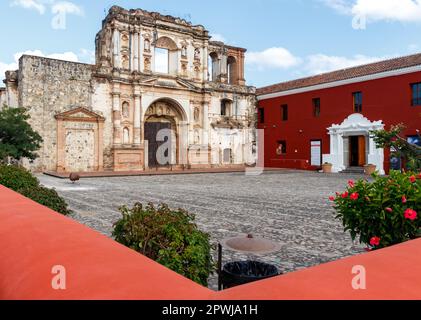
left=385, top=207, right=393, bottom=213
left=350, top=193, right=359, bottom=201
left=417, top=173, right=421, bottom=179
left=402, top=196, right=407, bottom=204
left=348, top=180, right=355, bottom=188
left=341, top=192, right=349, bottom=199
left=404, top=209, right=418, bottom=221
left=329, top=196, right=335, bottom=201
left=410, top=176, right=416, bottom=183
left=370, top=237, right=381, bottom=247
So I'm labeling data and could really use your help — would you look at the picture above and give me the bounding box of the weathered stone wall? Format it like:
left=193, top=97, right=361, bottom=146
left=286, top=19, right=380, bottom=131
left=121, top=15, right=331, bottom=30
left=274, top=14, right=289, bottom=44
left=91, top=79, right=113, bottom=170
left=6, top=6, right=257, bottom=173
left=0, top=89, right=6, bottom=108
left=18, top=55, right=97, bottom=172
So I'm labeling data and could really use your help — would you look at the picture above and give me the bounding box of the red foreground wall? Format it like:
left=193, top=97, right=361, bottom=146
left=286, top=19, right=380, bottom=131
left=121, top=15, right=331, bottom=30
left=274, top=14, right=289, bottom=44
left=258, top=71, right=421, bottom=172
left=1, top=185, right=421, bottom=300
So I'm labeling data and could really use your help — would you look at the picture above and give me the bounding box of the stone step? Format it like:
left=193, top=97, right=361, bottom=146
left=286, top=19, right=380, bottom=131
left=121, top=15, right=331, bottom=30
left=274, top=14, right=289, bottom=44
left=341, top=167, right=365, bottom=174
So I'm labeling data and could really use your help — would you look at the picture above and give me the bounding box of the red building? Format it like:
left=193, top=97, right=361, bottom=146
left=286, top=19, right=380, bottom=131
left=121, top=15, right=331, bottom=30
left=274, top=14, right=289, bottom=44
left=257, top=53, right=421, bottom=174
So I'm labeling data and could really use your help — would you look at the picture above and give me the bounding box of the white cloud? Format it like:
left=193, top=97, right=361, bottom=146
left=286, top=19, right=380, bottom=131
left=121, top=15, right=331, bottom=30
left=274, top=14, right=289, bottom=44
left=304, top=53, right=388, bottom=74
left=245, top=45, right=392, bottom=78
left=0, top=62, right=18, bottom=84
left=320, top=0, right=353, bottom=14
left=322, top=0, right=421, bottom=23
left=246, top=47, right=302, bottom=70
left=51, top=1, right=83, bottom=16
left=10, top=0, right=83, bottom=18
left=0, top=50, right=80, bottom=81
left=210, top=34, right=227, bottom=43
left=408, top=44, right=421, bottom=53
left=79, top=49, right=95, bottom=64
left=10, top=0, right=49, bottom=14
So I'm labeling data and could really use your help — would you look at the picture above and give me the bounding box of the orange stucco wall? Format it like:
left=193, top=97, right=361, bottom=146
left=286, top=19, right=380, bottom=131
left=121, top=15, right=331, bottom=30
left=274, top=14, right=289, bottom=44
left=1, top=184, right=421, bottom=300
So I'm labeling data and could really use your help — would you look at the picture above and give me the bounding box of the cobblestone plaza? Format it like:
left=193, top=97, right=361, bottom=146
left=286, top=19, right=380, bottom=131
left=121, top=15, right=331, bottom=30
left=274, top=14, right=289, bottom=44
left=38, top=171, right=367, bottom=289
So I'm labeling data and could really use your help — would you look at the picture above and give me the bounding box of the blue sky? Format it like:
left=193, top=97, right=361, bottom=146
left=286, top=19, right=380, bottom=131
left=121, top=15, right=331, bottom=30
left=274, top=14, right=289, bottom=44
left=1, top=0, right=421, bottom=87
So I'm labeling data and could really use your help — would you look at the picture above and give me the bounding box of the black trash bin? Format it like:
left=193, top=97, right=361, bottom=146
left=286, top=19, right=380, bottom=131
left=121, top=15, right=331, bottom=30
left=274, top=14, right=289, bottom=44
left=221, top=260, right=280, bottom=289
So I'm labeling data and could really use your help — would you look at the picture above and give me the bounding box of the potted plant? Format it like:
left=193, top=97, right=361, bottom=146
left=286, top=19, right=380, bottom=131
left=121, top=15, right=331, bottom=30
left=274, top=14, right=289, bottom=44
left=364, top=163, right=377, bottom=175
left=330, top=171, right=420, bottom=250
left=322, top=162, right=333, bottom=173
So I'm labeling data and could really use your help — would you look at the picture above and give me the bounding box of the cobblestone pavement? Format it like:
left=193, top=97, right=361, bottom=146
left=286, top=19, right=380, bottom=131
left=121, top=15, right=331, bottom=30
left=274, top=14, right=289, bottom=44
left=37, top=171, right=367, bottom=290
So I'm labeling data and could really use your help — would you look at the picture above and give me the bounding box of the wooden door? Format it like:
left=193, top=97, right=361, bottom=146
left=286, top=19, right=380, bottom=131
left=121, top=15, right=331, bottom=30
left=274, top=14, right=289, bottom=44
left=144, top=122, right=172, bottom=167
left=358, top=136, right=366, bottom=166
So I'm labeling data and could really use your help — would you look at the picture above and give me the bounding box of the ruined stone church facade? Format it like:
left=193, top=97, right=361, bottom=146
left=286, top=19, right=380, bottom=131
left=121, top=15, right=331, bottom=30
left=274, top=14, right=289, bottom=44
left=1, top=6, right=256, bottom=172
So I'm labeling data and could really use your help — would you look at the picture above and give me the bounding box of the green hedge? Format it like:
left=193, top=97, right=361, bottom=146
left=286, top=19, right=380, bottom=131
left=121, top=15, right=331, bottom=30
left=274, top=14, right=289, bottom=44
left=0, top=165, right=70, bottom=216
left=0, top=164, right=39, bottom=192
left=113, top=203, right=214, bottom=286
left=18, top=186, right=72, bottom=216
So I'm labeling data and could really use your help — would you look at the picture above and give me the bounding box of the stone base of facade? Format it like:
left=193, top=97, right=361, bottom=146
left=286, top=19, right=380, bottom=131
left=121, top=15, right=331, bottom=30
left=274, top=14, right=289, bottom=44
left=113, top=145, right=145, bottom=172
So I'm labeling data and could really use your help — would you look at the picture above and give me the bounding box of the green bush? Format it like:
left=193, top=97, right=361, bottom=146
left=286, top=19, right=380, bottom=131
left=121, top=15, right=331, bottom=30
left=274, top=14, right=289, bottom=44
left=113, top=202, right=213, bottom=286
left=0, top=164, right=39, bottom=192
left=331, top=171, right=421, bottom=250
left=18, top=186, right=72, bottom=216
left=0, top=164, right=71, bottom=216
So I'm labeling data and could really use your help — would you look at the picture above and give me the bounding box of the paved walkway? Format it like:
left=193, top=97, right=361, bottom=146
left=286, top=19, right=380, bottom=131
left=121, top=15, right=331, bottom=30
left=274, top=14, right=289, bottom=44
left=44, top=167, right=284, bottom=179
left=38, top=170, right=367, bottom=290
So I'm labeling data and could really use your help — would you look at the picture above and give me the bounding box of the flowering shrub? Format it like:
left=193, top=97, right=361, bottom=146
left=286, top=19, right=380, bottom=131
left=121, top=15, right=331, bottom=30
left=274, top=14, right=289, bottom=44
left=331, top=171, right=420, bottom=250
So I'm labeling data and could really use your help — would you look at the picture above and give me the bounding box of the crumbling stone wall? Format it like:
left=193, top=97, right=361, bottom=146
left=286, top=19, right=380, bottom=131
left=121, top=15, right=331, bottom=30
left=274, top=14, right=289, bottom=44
left=0, top=88, right=6, bottom=108
left=18, top=55, right=104, bottom=172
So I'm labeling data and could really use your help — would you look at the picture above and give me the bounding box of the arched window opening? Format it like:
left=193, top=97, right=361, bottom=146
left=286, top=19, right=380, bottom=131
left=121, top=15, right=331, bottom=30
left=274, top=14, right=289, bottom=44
left=155, top=48, right=169, bottom=73
left=227, top=56, right=238, bottom=85
left=154, top=36, right=178, bottom=75
left=221, top=99, right=232, bottom=117
left=209, top=52, right=218, bottom=82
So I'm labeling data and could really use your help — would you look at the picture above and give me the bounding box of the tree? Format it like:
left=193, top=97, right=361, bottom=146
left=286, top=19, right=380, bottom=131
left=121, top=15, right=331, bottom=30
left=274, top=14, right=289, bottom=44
left=0, top=106, right=43, bottom=163
left=371, top=123, right=421, bottom=171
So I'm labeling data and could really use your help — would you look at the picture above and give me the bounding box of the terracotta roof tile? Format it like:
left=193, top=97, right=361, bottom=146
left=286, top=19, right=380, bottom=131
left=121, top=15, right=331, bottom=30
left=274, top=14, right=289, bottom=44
left=257, top=53, right=421, bottom=96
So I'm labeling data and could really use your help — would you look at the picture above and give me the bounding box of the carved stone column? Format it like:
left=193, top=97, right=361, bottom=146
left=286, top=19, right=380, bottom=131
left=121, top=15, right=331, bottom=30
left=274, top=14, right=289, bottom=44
left=133, top=88, right=142, bottom=144
left=112, top=84, right=121, bottom=144
left=202, top=101, right=210, bottom=145
left=133, top=32, right=139, bottom=72
left=113, top=28, right=121, bottom=68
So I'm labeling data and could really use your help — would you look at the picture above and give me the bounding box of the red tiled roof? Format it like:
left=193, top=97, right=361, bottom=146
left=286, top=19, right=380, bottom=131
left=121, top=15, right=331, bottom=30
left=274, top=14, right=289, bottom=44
left=257, top=53, right=421, bottom=96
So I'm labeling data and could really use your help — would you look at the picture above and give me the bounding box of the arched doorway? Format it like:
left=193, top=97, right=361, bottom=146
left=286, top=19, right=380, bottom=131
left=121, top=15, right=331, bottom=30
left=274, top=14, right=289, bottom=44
left=144, top=99, right=187, bottom=168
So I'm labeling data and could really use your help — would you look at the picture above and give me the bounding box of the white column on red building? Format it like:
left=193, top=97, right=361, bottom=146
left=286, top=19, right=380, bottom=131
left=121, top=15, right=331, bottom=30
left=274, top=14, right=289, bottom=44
left=337, top=133, right=344, bottom=171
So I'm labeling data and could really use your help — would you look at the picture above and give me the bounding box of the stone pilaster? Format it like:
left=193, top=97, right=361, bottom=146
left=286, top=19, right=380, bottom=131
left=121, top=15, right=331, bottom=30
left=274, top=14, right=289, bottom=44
left=113, top=28, right=121, bottom=68
left=112, top=83, right=121, bottom=144
left=133, top=32, right=139, bottom=72
left=133, top=87, right=142, bottom=144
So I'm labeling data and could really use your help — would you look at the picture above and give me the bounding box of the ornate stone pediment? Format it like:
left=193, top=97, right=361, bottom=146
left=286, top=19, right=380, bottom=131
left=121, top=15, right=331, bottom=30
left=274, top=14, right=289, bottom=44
left=140, top=76, right=200, bottom=91
left=55, top=107, right=105, bottom=122
left=328, top=113, right=383, bottom=134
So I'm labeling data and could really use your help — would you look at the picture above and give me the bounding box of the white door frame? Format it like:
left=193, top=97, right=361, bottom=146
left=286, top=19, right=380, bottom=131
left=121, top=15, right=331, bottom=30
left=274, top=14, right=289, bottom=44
left=323, top=113, right=385, bottom=174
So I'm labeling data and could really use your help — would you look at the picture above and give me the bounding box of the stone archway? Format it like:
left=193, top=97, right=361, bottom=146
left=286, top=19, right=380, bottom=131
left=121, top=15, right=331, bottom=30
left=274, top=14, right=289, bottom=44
left=143, top=99, right=187, bottom=168
left=323, top=113, right=385, bottom=174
